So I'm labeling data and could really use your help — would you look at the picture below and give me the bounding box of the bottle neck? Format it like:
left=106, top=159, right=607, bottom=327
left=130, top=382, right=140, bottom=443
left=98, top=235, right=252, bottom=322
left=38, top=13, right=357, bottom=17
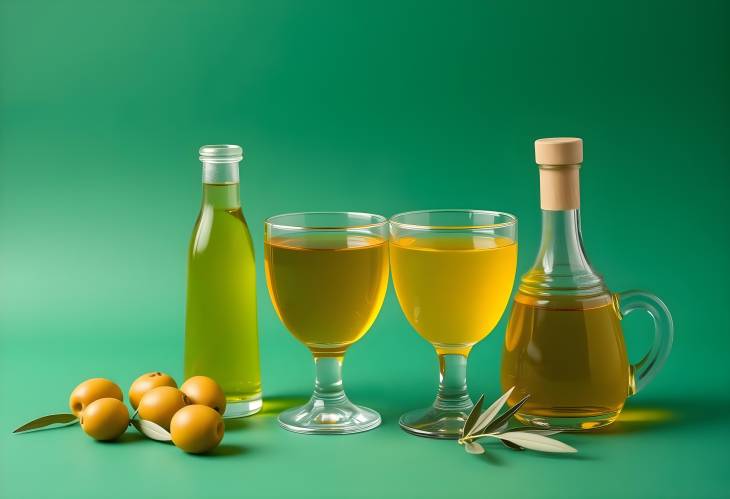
left=201, top=161, right=241, bottom=209
left=536, top=209, right=591, bottom=274
left=520, top=165, right=605, bottom=296
left=202, top=183, right=240, bottom=209
left=202, top=160, right=240, bottom=184
left=520, top=209, right=604, bottom=295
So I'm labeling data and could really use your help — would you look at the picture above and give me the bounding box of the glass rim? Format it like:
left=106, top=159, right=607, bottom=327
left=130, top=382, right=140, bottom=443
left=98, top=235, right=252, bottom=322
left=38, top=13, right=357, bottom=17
left=265, top=211, right=388, bottom=231
left=389, top=209, right=518, bottom=230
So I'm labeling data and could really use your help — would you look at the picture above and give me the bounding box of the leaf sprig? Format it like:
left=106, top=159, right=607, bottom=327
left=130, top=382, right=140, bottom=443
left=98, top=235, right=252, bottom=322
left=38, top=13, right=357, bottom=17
left=130, top=418, right=172, bottom=442
left=12, top=414, right=79, bottom=434
left=458, top=387, right=577, bottom=455
left=13, top=407, right=172, bottom=443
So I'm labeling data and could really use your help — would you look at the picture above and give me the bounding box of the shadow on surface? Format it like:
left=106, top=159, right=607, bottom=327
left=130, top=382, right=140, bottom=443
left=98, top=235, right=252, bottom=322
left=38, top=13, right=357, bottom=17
left=586, top=398, right=728, bottom=436
left=524, top=450, right=596, bottom=462
left=476, top=441, right=596, bottom=463
left=186, top=444, right=247, bottom=458
left=477, top=449, right=507, bottom=466
left=225, top=418, right=253, bottom=432
left=224, top=395, right=308, bottom=432
left=258, top=395, right=309, bottom=416
left=86, top=431, right=146, bottom=445
left=455, top=398, right=728, bottom=465
left=209, top=444, right=247, bottom=457
left=113, top=432, right=146, bottom=444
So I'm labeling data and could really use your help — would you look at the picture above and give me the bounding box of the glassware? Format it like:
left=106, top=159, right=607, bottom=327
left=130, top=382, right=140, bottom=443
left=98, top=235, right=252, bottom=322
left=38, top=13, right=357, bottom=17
left=184, top=145, right=262, bottom=418
left=501, top=137, right=674, bottom=430
left=390, top=210, right=518, bottom=438
left=264, top=212, right=389, bottom=434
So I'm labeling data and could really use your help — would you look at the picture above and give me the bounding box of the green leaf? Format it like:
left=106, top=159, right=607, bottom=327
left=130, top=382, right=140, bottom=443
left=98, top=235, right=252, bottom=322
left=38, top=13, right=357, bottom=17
left=500, top=439, right=525, bottom=451
left=457, top=391, right=580, bottom=459
left=461, top=394, right=484, bottom=437
left=464, top=441, right=485, bottom=454
left=488, top=432, right=577, bottom=453
left=482, top=394, right=530, bottom=435
left=507, top=427, right=561, bottom=436
left=13, top=414, right=78, bottom=434
left=130, top=419, right=172, bottom=442
left=468, top=386, right=514, bottom=436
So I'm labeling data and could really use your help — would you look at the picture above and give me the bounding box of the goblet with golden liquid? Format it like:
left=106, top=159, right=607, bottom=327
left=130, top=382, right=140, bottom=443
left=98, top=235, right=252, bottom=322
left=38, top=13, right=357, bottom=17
left=390, top=210, right=518, bottom=438
left=265, top=212, right=389, bottom=434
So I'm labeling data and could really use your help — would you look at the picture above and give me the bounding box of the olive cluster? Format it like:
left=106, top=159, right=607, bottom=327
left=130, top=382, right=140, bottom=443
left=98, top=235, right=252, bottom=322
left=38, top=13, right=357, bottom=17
left=68, top=373, right=226, bottom=454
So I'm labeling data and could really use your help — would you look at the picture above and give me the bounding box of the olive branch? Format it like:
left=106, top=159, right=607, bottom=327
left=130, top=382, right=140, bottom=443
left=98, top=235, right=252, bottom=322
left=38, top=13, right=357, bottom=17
left=458, top=387, right=577, bottom=455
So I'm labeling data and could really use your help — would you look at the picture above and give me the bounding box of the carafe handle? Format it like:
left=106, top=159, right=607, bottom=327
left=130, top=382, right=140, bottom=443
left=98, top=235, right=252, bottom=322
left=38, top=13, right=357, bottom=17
left=615, top=291, right=674, bottom=395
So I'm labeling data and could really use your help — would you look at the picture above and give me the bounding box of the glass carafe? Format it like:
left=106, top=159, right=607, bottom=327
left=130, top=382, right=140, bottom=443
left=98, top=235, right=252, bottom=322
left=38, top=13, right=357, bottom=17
left=184, top=145, right=262, bottom=418
left=500, top=138, right=673, bottom=430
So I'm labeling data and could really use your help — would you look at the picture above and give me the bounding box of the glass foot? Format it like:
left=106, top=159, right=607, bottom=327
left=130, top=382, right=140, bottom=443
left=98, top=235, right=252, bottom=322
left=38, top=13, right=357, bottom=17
left=399, top=405, right=472, bottom=439
left=223, top=396, right=263, bottom=419
left=515, top=409, right=621, bottom=431
left=278, top=397, right=381, bottom=435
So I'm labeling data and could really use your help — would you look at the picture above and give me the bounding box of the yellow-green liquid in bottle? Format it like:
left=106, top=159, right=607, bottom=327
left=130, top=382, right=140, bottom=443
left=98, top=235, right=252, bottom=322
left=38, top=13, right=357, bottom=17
left=184, top=147, right=262, bottom=417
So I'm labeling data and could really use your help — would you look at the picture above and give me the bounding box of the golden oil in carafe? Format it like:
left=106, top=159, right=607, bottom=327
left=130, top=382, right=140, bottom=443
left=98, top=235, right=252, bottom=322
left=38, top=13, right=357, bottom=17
left=500, top=137, right=674, bottom=430
left=501, top=292, right=630, bottom=428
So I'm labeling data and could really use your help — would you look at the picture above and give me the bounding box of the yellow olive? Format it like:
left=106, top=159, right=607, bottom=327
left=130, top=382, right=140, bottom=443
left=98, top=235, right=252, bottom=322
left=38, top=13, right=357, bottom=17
left=170, top=405, right=224, bottom=454
left=80, top=398, right=129, bottom=441
left=137, top=386, right=189, bottom=430
left=128, top=372, right=177, bottom=409
left=180, top=376, right=226, bottom=415
left=69, top=378, right=123, bottom=417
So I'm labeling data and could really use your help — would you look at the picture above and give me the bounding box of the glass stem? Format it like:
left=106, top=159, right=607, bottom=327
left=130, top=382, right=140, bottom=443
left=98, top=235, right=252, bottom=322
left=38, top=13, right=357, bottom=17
left=313, top=356, right=347, bottom=403
left=434, top=354, right=472, bottom=412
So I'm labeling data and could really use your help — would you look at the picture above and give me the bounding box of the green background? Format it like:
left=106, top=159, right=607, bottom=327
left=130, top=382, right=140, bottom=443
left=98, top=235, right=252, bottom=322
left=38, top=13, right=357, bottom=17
left=1, top=1, right=728, bottom=497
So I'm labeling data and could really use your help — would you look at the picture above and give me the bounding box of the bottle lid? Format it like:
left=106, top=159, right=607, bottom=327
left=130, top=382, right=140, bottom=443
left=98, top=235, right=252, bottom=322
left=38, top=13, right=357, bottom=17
left=535, top=138, right=582, bottom=166
left=199, top=144, right=243, bottom=163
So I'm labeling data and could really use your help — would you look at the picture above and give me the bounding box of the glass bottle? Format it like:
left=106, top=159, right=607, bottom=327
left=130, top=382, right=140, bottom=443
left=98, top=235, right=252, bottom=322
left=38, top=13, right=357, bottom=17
left=184, top=144, right=262, bottom=418
left=500, top=138, right=673, bottom=430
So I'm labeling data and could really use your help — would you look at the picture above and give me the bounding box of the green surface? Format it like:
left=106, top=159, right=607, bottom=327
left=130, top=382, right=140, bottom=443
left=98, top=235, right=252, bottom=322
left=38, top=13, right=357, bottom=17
left=1, top=1, right=729, bottom=498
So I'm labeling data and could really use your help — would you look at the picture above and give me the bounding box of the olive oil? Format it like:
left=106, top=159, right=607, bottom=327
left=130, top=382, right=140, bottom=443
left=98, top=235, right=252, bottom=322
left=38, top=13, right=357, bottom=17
left=264, top=234, right=389, bottom=356
left=501, top=293, right=629, bottom=427
left=389, top=210, right=518, bottom=439
left=184, top=146, right=261, bottom=417
left=500, top=138, right=673, bottom=430
left=390, top=235, right=517, bottom=354
left=264, top=212, right=388, bottom=435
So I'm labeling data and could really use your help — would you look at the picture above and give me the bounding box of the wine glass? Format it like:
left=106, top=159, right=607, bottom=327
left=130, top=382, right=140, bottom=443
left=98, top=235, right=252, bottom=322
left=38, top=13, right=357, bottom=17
left=264, top=212, right=389, bottom=434
left=389, top=209, right=518, bottom=438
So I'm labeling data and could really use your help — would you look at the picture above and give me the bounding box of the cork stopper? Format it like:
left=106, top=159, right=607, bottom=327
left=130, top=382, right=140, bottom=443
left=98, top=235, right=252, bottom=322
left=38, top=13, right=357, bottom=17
left=534, top=137, right=583, bottom=211
left=535, top=138, right=583, bottom=166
